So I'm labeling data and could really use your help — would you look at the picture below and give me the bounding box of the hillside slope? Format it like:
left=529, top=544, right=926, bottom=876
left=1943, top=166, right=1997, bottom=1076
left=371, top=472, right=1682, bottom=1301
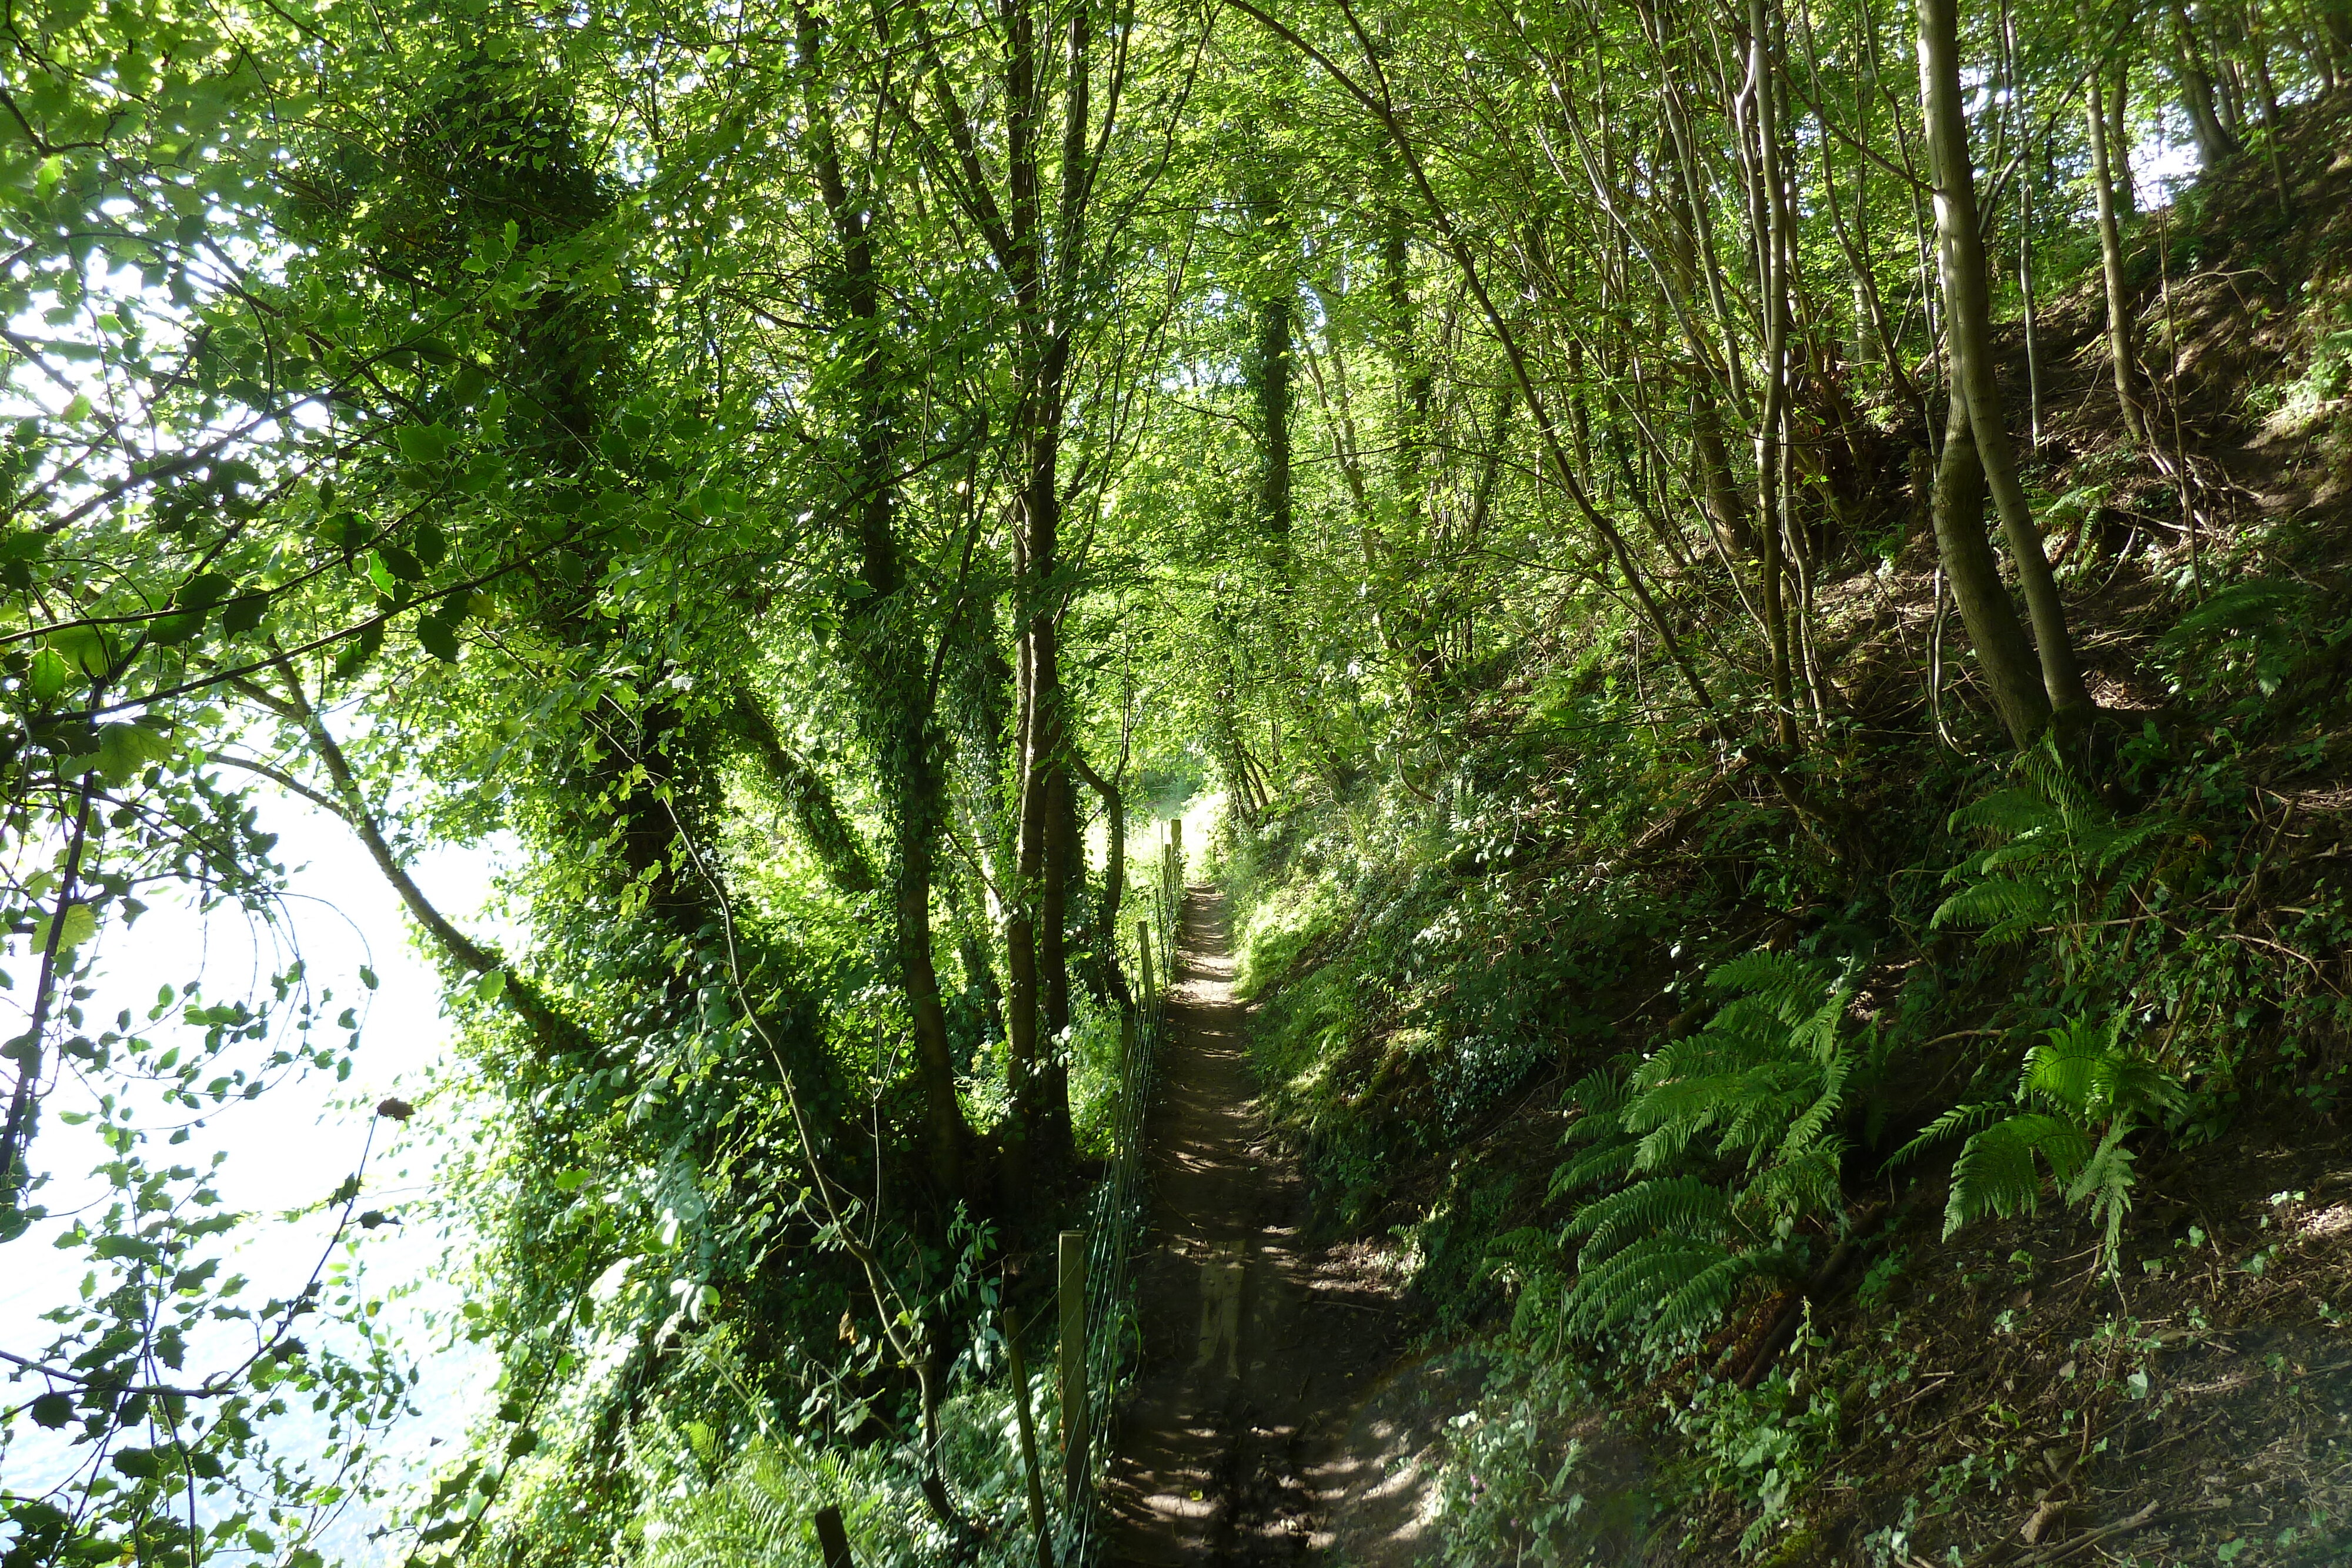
left=1217, top=91, right=2352, bottom=1567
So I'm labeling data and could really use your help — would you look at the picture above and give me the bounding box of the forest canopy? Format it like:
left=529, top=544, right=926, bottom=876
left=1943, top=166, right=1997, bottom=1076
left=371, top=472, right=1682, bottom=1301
left=4, top=0, right=2352, bottom=1559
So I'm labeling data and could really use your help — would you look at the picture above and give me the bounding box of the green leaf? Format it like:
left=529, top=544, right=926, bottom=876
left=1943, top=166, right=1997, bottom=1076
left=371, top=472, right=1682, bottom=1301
left=412, top=521, right=448, bottom=568
left=417, top=617, right=460, bottom=663
left=377, top=544, right=424, bottom=582
left=95, top=721, right=173, bottom=783
left=31, top=902, right=98, bottom=952
left=111, top=1447, right=162, bottom=1480
left=27, top=648, right=71, bottom=701
left=472, top=969, right=507, bottom=1002
left=220, top=592, right=269, bottom=635
left=29, top=1392, right=72, bottom=1428
left=47, top=623, right=113, bottom=677
left=334, top=618, right=385, bottom=680
left=320, top=510, right=368, bottom=551
left=393, top=424, right=457, bottom=465
left=148, top=609, right=207, bottom=646
left=175, top=572, right=233, bottom=610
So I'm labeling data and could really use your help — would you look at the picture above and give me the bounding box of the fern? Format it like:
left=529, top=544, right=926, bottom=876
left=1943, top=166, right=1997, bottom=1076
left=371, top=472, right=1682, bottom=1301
left=1548, top=1136, right=1638, bottom=1201
left=1929, top=877, right=2054, bottom=944
left=1563, top=1175, right=1732, bottom=1259
left=1912, top=1011, right=2182, bottom=1271
left=1933, top=737, right=2178, bottom=971
left=1943, top=1112, right=2093, bottom=1232
left=1532, top=950, right=1866, bottom=1355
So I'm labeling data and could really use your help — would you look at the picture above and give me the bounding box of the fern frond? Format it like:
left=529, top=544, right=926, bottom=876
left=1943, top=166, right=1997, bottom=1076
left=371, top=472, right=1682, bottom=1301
left=1566, top=1232, right=1741, bottom=1338
left=2169, top=577, right=2309, bottom=644
left=1930, top=877, right=2054, bottom=937
left=1889, top=1099, right=2006, bottom=1168
left=1565, top=1175, right=1731, bottom=1259
left=1642, top=1248, right=1760, bottom=1353
left=1774, top=1047, right=1849, bottom=1165
left=1745, top=1138, right=1846, bottom=1232
left=1948, top=787, right=2059, bottom=840
left=1549, top=1137, right=1638, bottom=1201
left=2016, top=737, right=2098, bottom=824
left=1943, top=1112, right=2094, bottom=1238
left=2086, top=817, right=2169, bottom=880
left=1787, top=987, right=1853, bottom=1064
left=2023, top=1014, right=2124, bottom=1115
left=1706, top=950, right=1835, bottom=1023
left=1561, top=1064, right=1632, bottom=1130
left=2064, top=1119, right=2140, bottom=1269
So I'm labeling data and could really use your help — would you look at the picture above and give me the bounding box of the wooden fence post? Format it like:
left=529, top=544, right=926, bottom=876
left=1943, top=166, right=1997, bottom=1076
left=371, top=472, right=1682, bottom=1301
left=1136, top=917, right=1154, bottom=998
left=1000, top=1309, right=1055, bottom=1568
left=1059, top=1229, right=1090, bottom=1516
left=813, top=1504, right=853, bottom=1568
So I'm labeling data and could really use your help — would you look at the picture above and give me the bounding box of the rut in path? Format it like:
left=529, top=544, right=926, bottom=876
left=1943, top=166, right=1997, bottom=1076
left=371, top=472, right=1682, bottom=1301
left=1101, top=888, right=1442, bottom=1564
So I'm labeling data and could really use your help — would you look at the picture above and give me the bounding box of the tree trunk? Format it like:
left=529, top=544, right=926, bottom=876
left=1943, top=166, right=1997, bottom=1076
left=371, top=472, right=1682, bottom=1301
left=729, top=694, right=878, bottom=896
left=1917, top=0, right=2094, bottom=742
left=1750, top=0, right=1798, bottom=747
left=2086, top=81, right=2146, bottom=443
left=1250, top=181, right=1295, bottom=551
left=2109, top=48, right=2137, bottom=217
left=2171, top=2, right=2243, bottom=166
left=1664, top=149, right=1753, bottom=556
left=1070, top=748, right=1130, bottom=1005
left=798, top=1, right=971, bottom=1193
left=1931, top=402, right=2054, bottom=745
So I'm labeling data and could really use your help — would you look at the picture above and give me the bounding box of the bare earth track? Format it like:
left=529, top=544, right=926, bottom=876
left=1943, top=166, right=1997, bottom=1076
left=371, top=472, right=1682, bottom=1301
left=1102, top=890, right=1445, bottom=1565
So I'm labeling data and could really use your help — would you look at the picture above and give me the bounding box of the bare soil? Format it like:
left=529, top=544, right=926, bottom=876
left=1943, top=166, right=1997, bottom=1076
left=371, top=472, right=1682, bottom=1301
left=1100, top=890, right=1442, bottom=1564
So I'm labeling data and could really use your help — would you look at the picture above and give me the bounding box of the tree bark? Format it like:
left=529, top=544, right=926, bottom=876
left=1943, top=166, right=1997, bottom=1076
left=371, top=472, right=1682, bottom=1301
left=729, top=694, right=878, bottom=896
left=1069, top=747, right=1130, bottom=1005
left=1917, top=0, right=2094, bottom=741
left=2171, top=1, right=2243, bottom=166
left=798, top=2, right=971, bottom=1193
left=1750, top=0, right=1799, bottom=747
left=1929, top=400, right=2056, bottom=745
left=1663, top=148, right=1752, bottom=556
left=2086, top=80, right=2146, bottom=443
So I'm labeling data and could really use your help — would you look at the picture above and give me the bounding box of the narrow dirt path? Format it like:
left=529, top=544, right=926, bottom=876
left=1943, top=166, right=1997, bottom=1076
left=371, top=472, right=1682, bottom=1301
left=1102, top=889, right=1439, bottom=1564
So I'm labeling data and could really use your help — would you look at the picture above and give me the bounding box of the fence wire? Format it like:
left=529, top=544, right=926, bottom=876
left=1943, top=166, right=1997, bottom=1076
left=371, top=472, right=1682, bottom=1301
left=1061, top=828, right=1184, bottom=1564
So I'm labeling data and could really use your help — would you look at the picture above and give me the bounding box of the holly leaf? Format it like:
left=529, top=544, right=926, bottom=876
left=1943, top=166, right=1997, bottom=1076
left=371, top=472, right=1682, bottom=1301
left=417, top=617, right=460, bottom=663
left=111, top=1447, right=162, bottom=1480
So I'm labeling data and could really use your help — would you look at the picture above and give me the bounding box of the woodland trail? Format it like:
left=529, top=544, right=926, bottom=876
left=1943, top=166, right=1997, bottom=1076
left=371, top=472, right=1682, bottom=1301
left=1102, top=890, right=1444, bottom=1564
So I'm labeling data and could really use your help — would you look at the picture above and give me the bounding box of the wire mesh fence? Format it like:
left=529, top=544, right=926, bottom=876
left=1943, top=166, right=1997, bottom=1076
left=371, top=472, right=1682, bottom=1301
left=1060, top=822, right=1185, bottom=1564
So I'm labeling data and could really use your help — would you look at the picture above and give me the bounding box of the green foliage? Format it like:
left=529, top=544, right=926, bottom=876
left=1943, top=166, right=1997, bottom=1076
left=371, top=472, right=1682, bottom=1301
left=1903, top=1012, right=2181, bottom=1266
left=1542, top=951, right=1865, bottom=1356
left=1669, top=1362, right=1846, bottom=1556
left=2159, top=577, right=2340, bottom=708
left=1423, top=1346, right=1650, bottom=1566
left=1931, top=738, right=2173, bottom=963
left=1232, top=871, right=1348, bottom=1001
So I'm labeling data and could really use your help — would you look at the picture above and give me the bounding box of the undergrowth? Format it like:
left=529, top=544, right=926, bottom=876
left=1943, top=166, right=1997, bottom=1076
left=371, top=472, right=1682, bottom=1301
left=1215, top=116, right=2352, bottom=1557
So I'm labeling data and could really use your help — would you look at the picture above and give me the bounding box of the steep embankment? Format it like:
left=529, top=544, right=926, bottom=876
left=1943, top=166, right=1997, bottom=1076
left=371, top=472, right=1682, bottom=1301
left=1210, top=96, right=2352, bottom=1567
